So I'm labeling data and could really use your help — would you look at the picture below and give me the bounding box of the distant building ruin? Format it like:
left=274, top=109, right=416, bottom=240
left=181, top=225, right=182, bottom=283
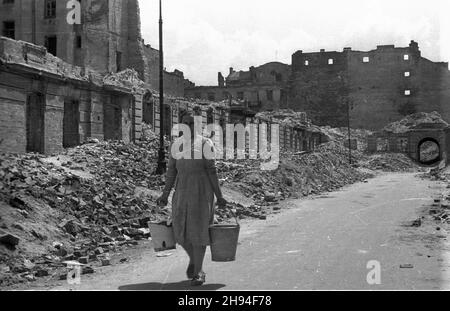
left=189, top=41, right=450, bottom=131
left=368, top=123, right=450, bottom=165
left=288, top=41, right=450, bottom=130
left=185, top=62, right=291, bottom=111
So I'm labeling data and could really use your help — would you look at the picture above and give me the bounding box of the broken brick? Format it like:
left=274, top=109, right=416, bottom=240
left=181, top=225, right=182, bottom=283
left=35, top=269, right=49, bottom=278
left=0, top=233, right=20, bottom=247
left=82, top=266, right=95, bottom=275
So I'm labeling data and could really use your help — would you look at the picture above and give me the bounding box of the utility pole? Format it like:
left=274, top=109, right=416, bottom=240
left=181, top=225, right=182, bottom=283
left=31, top=0, right=36, bottom=44
left=156, top=0, right=166, bottom=175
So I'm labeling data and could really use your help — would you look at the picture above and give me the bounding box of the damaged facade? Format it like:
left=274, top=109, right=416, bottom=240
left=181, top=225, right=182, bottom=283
left=0, top=0, right=192, bottom=97
left=289, top=41, right=450, bottom=130
left=185, top=62, right=291, bottom=111
left=368, top=123, right=450, bottom=165
left=189, top=41, right=450, bottom=131
left=0, top=37, right=322, bottom=155
left=142, top=94, right=325, bottom=154
left=0, top=37, right=144, bottom=154
left=0, top=0, right=327, bottom=155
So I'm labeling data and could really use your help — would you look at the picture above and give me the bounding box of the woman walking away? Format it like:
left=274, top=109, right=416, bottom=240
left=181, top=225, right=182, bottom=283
left=157, top=113, right=227, bottom=286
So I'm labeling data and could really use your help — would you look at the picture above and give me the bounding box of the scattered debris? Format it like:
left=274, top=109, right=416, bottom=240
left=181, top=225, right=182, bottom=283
left=360, top=153, right=420, bottom=172
left=400, top=264, right=414, bottom=269
left=0, top=233, right=20, bottom=248
left=406, top=219, right=422, bottom=228
left=82, top=266, right=95, bottom=275
left=156, top=252, right=173, bottom=258
left=383, top=112, right=448, bottom=134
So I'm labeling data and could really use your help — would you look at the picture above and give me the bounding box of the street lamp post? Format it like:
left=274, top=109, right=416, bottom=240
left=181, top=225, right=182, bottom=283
left=347, top=99, right=353, bottom=165
left=156, top=0, right=166, bottom=175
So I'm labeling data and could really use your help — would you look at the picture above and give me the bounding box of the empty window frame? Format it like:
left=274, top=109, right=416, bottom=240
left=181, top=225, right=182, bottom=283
left=76, top=35, right=82, bottom=48
left=404, top=71, right=410, bottom=77
left=376, top=138, right=388, bottom=152
left=206, top=109, right=214, bottom=124
left=44, top=35, right=57, bottom=56
left=304, top=60, right=309, bottom=66
left=44, top=0, right=56, bottom=19
left=2, top=21, right=15, bottom=39
left=116, top=51, right=122, bottom=72
left=363, top=56, right=370, bottom=63
left=405, top=90, right=411, bottom=96
left=404, top=54, right=409, bottom=61
left=397, top=138, right=408, bottom=153
left=328, top=59, right=334, bottom=65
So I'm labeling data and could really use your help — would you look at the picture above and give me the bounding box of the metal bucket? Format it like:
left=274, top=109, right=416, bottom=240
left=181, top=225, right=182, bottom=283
left=209, top=217, right=240, bottom=262
left=148, top=221, right=176, bottom=252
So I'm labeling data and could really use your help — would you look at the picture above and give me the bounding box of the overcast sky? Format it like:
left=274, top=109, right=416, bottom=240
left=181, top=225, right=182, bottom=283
left=139, top=0, right=450, bottom=86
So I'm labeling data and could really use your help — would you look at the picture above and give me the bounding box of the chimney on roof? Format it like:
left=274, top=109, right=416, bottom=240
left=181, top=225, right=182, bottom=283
left=409, top=40, right=421, bottom=57
left=343, top=47, right=352, bottom=52
left=229, top=67, right=234, bottom=75
left=320, top=49, right=325, bottom=52
left=409, top=40, right=419, bottom=50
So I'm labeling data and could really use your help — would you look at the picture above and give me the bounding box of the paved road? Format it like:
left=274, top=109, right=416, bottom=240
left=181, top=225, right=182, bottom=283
left=48, top=172, right=450, bottom=290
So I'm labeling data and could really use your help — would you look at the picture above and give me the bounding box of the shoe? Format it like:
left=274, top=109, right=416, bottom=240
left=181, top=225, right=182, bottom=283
left=191, top=271, right=206, bottom=286
left=186, top=263, right=195, bottom=279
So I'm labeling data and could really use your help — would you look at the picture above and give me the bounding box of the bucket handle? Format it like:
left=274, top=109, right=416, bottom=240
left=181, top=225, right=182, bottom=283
left=230, top=208, right=240, bottom=227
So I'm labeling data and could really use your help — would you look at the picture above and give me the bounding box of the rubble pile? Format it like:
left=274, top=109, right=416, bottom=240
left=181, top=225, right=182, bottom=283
left=217, top=142, right=371, bottom=218
left=320, top=127, right=372, bottom=152
left=360, top=153, right=420, bottom=172
left=0, top=127, right=171, bottom=286
left=255, top=109, right=311, bottom=127
left=383, top=112, right=449, bottom=134
left=102, top=69, right=146, bottom=90
left=255, top=110, right=326, bottom=137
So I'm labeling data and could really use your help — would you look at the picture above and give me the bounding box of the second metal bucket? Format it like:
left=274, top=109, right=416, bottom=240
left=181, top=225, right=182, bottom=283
left=148, top=221, right=176, bottom=252
left=209, top=217, right=240, bottom=262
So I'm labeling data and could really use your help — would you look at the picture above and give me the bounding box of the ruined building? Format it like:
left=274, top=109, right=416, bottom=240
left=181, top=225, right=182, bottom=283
left=288, top=41, right=450, bottom=130
left=0, top=0, right=196, bottom=154
left=0, top=36, right=227, bottom=154
left=185, top=62, right=291, bottom=111
left=0, top=0, right=192, bottom=97
left=0, top=37, right=146, bottom=154
left=0, top=33, right=322, bottom=156
left=189, top=41, right=450, bottom=131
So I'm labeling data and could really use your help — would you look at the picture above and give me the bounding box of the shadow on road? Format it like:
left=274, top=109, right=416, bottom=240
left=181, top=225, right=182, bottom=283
left=118, top=280, right=226, bottom=291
